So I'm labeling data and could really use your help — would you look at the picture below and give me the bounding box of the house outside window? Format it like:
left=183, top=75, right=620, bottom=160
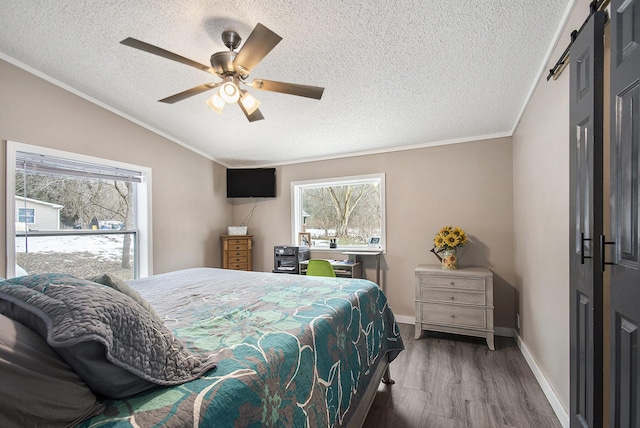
left=17, top=208, right=35, bottom=224
left=6, top=142, right=152, bottom=279
left=15, top=196, right=64, bottom=231
left=291, top=173, right=385, bottom=251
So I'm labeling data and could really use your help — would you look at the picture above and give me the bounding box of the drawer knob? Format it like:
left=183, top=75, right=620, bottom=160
left=450, top=281, right=455, bottom=286
left=450, top=313, right=455, bottom=318
left=450, top=296, right=455, bottom=300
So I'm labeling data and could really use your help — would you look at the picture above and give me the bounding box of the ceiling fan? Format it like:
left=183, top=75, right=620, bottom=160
left=121, top=23, right=324, bottom=122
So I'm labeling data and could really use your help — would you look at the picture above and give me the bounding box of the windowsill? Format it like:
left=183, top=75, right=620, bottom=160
left=306, top=247, right=385, bottom=255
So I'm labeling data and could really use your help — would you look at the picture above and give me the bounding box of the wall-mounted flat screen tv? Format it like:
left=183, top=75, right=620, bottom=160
left=226, top=168, right=276, bottom=198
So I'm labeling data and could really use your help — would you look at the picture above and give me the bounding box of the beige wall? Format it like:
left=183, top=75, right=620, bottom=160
left=512, top=0, right=593, bottom=413
left=0, top=59, right=232, bottom=276
left=1, top=9, right=583, bottom=413
left=232, top=138, right=515, bottom=327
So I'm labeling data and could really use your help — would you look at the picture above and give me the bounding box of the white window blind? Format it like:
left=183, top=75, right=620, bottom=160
left=16, top=151, right=143, bottom=183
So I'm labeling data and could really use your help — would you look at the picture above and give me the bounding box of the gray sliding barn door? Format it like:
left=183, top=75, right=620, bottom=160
left=609, top=0, right=640, bottom=426
left=569, top=11, right=605, bottom=428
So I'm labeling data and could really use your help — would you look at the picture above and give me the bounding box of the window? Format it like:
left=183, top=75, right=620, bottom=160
left=291, top=173, right=385, bottom=250
left=17, top=208, right=35, bottom=224
left=6, top=142, right=152, bottom=279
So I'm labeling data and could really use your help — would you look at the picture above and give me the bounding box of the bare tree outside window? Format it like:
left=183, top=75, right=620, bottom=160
left=294, top=174, right=385, bottom=249
left=14, top=171, right=137, bottom=279
left=114, top=181, right=134, bottom=269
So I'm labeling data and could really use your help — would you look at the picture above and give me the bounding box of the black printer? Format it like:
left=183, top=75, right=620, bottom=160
left=272, top=245, right=310, bottom=274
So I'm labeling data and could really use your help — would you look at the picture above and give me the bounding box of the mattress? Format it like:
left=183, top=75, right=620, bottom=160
left=78, top=268, right=404, bottom=427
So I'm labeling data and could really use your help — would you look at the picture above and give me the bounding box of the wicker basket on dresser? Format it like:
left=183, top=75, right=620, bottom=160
left=414, top=265, right=494, bottom=350
left=221, top=235, right=253, bottom=271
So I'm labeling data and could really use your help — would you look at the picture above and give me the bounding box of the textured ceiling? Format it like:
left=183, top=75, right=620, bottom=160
left=0, top=1, right=571, bottom=167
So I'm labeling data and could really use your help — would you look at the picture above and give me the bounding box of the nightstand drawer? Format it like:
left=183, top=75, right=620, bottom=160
left=418, top=302, right=486, bottom=329
left=228, top=261, right=248, bottom=270
left=228, top=249, right=247, bottom=258
left=228, top=255, right=247, bottom=263
left=418, top=274, right=486, bottom=291
left=419, top=288, right=486, bottom=305
left=227, top=242, right=248, bottom=251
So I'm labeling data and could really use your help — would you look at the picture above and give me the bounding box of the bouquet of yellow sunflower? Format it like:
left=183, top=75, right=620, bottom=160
left=433, top=226, right=467, bottom=250
left=432, top=226, right=467, bottom=269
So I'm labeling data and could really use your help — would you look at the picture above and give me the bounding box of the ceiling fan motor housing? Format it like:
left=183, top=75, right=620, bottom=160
left=210, top=51, right=238, bottom=76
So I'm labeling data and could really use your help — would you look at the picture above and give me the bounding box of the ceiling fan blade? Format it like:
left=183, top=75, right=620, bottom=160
left=232, top=23, right=282, bottom=75
left=240, top=105, right=264, bottom=122
left=158, top=83, right=221, bottom=104
left=250, top=79, right=324, bottom=100
left=121, top=37, right=215, bottom=75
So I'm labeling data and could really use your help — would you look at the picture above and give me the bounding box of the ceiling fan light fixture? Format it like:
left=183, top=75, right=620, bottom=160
left=206, top=92, right=225, bottom=114
left=220, top=81, right=240, bottom=104
left=239, top=91, right=260, bottom=115
left=121, top=23, right=324, bottom=123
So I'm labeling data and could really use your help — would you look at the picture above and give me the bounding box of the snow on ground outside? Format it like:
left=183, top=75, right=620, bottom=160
left=16, top=235, right=131, bottom=262
left=15, top=234, right=135, bottom=279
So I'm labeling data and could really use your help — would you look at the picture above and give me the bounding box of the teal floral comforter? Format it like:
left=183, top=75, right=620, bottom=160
left=79, top=268, right=404, bottom=427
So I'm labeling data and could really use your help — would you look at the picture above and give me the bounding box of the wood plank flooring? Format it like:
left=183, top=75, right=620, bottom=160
left=362, top=324, right=562, bottom=428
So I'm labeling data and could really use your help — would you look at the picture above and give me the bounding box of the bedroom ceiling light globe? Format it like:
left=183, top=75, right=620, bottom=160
left=206, top=92, right=225, bottom=114
left=220, top=81, right=240, bottom=104
left=239, top=91, right=260, bottom=115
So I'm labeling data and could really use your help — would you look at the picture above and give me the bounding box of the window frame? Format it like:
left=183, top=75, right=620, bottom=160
left=291, top=173, right=386, bottom=252
left=5, top=141, right=153, bottom=278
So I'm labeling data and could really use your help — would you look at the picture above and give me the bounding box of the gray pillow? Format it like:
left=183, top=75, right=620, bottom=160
left=0, top=273, right=216, bottom=399
left=87, top=273, right=162, bottom=322
left=0, top=313, right=105, bottom=426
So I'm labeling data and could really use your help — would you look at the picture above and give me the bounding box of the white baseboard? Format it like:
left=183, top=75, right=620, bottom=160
left=494, top=326, right=513, bottom=337
left=513, top=329, right=569, bottom=428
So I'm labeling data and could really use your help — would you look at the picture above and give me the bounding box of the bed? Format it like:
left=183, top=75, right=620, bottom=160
left=0, top=268, right=404, bottom=427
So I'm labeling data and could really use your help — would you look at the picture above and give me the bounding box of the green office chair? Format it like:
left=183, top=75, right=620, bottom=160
left=306, top=259, right=336, bottom=277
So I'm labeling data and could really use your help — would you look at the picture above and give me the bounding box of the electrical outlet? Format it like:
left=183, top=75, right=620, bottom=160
left=516, top=313, right=520, bottom=329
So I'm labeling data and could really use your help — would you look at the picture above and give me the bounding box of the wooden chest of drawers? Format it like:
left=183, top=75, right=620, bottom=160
left=415, top=265, right=494, bottom=350
left=221, top=235, right=253, bottom=271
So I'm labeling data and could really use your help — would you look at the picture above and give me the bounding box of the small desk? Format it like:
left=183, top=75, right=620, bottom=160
left=342, top=250, right=383, bottom=286
left=299, top=260, right=362, bottom=278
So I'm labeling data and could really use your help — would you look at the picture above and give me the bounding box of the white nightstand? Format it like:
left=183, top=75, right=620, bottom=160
left=414, top=265, right=494, bottom=350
